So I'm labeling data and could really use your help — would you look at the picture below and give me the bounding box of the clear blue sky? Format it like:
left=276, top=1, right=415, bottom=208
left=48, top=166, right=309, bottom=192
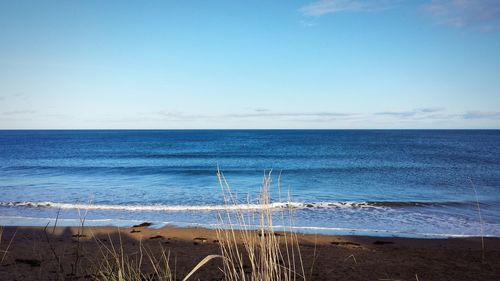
left=1, top=0, right=499, bottom=129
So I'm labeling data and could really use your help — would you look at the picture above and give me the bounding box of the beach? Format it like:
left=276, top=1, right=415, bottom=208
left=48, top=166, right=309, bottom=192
left=1, top=130, right=500, bottom=280
left=1, top=225, right=499, bottom=280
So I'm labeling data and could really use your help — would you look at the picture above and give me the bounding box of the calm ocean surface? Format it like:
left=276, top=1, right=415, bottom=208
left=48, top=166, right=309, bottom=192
left=1, top=130, right=499, bottom=237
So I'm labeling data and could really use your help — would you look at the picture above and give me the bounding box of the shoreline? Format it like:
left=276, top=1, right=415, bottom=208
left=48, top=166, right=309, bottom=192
left=1, top=219, right=494, bottom=239
left=1, top=225, right=500, bottom=280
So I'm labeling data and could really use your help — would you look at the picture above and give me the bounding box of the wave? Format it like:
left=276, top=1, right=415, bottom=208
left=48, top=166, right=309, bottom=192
left=0, top=200, right=479, bottom=212
left=0, top=201, right=294, bottom=211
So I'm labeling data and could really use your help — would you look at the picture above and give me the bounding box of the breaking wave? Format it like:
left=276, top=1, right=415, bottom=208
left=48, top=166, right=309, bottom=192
left=0, top=200, right=477, bottom=212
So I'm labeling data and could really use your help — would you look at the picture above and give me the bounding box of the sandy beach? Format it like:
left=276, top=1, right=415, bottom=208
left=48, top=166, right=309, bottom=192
left=1, top=225, right=499, bottom=281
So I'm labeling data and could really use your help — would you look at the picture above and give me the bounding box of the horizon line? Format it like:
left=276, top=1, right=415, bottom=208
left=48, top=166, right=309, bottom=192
left=1, top=128, right=500, bottom=131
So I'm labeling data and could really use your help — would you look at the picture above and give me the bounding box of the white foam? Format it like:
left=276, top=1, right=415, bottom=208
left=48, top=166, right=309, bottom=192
left=0, top=201, right=382, bottom=212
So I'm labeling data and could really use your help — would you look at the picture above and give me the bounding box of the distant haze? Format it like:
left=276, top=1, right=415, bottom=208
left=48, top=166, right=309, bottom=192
left=1, top=0, right=500, bottom=129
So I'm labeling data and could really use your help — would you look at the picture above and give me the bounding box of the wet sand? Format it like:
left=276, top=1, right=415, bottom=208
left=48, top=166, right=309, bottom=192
left=1, top=225, right=499, bottom=280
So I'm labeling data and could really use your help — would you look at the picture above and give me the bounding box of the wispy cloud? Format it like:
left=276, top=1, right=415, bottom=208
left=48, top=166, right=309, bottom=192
left=300, top=0, right=399, bottom=17
left=156, top=110, right=357, bottom=121
left=225, top=111, right=357, bottom=119
left=463, top=111, right=500, bottom=119
left=300, top=0, right=500, bottom=31
left=51, top=107, right=500, bottom=128
left=375, top=108, right=500, bottom=121
left=0, top=92, right=30, bottom=101
left=254, top=108, right=270, bottom=113
left=149, top=108, right=500, bottom=126
left=1, top=110, right=36, bottom=116
left=375, top=107, right=445, bottom=118
left=157, top=110, right=208, bottom=120
left=424, top=0, right=500, bottom=30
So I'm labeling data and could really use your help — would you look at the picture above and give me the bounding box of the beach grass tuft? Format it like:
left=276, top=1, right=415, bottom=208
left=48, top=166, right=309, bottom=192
left=210, top=168, right=306, bottom=281
left=89, top=169, right=308, bottom=280
left=94, top=235, right=175, bottom=281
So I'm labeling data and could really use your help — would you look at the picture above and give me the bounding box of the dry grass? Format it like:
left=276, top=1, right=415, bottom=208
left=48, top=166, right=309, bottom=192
left=469, top=178, right=486, bottom=263
left=93, top=235, right=175, bottom=281
left=214, top=169, right=306, bottom=281
left=88, top=169, right=307, bottom=281
left=91, top=169, right=308, bottom=281
left=0, top=226, right=16, bottom=266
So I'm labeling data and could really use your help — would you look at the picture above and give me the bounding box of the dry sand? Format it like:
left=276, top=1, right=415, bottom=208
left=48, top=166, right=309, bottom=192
left=1, top=225, right=499, bottom=280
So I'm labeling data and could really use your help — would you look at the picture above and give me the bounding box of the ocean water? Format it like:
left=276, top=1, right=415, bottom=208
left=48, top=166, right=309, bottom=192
left=1, top=130, right=499, bottom=238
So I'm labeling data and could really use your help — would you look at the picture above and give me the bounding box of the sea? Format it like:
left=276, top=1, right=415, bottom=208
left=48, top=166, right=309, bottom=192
left=1, top=130, right=499, bottom=238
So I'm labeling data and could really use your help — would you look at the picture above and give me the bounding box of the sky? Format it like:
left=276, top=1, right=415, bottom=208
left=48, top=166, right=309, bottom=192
left=1, top=0, right=500, bottom=129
